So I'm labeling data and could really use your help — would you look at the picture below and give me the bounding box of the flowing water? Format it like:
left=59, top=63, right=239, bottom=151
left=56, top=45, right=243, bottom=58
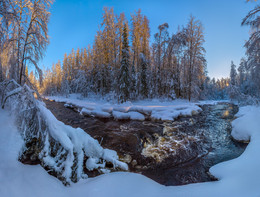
left=44, top=100, right=246, bottom=186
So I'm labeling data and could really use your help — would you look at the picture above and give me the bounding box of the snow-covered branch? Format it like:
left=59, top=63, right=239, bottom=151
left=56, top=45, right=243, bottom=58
left=0, top=80, right=128, bottom=185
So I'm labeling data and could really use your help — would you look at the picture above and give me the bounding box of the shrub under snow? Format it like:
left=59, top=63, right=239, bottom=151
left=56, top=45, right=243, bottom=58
left=0, top=80, right=128, bottom=185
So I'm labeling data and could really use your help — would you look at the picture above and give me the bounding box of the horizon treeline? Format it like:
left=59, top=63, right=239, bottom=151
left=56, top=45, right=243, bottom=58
left=39, top=7, right=210, bottom=102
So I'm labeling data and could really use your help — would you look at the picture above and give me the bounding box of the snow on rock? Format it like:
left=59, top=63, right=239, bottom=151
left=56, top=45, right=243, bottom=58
left=113, top=105, right=131, bottom=113
left=91, top=108, right=111, bottom=118
left=112, top=110, right=131, bottom=120
left=64, top=103, right=73, bottom=108
left=86, top=157, right=105, bottom=171
left=80, top=107, right=111, bottom=118
left=46, top=95, right=202, bottom=121
left=112, top=110, right=145, bottom=121
left=128, top=112, right=145, bottom=121
left=80, top=108, right=92, bottom=116
left=101, top=106, right=113, bottom=113
left=103, top=149, right=128, bottom=171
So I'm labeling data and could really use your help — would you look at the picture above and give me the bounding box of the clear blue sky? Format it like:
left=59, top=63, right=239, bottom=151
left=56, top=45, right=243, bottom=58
left=39, top=0, right=257, bottom=79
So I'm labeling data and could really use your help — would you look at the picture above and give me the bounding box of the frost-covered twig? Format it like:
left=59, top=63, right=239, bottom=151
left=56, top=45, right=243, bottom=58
left=1, top=86, right=22, bottom=109
left=0, top=79, right=20, bottom=105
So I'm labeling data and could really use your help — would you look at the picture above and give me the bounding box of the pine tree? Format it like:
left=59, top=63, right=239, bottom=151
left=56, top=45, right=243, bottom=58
left=130, top=64, right=136, bottom=99
left=229, top=61, right=238, bottom=99
left=139, top=53, right=148, bottom=98
left=238, top=58, right=246, bottom=91
left=118, top=24, right=131, bottom=103
left=230, top=61, right=237, bottom=86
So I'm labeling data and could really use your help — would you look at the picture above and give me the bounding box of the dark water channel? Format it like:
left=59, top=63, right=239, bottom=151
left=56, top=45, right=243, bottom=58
left=44, top=100, right=246, bottom=186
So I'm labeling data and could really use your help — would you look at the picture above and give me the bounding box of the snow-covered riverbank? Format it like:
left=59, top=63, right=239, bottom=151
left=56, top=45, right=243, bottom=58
left=0, top=104, right=260, bottom=197
left=46, top=94, right=205, bottom=121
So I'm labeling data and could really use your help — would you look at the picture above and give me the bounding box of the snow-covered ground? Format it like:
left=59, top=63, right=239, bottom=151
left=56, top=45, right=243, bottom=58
left=1, top=104, right=260, bottom=197
left=46, top=94, right=205, bottom=121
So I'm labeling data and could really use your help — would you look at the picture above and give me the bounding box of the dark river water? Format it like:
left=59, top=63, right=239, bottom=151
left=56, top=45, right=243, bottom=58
left=44, top=100, right=246, bottom=186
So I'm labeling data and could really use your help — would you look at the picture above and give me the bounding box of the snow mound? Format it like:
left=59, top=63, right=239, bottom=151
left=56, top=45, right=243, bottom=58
left=128, top=111, right=145, bottom=120
left=231, top=106, right=259, bottom=141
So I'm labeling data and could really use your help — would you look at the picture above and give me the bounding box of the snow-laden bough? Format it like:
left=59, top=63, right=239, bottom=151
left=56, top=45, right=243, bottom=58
left=0, top=80, right=128, bottom=185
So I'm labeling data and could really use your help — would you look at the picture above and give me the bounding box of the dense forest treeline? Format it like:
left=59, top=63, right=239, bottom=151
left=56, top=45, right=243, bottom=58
left=39, top=7, right=209, bottom=102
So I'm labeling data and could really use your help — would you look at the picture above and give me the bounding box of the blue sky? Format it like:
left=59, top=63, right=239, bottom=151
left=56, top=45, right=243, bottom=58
left=39, top=0, right=256, bottom=79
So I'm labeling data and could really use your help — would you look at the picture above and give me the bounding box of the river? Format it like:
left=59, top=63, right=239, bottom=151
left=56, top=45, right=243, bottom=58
left=44, top=100, right=246, bottom=186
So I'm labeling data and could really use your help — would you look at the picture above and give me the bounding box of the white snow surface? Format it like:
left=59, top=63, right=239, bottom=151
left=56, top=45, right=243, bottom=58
left=1, top=105, right=260, bottom=197
left=47, top=94, right=202, bottom=121
left=37, top=101, right=128, bottom=180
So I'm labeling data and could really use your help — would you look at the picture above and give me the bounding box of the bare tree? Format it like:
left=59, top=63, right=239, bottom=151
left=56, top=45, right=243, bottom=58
left=184, top=16, right=206, bottom=101
left=0, top=0, right=16, bottom=82
left=7, top=0, right=53, bottom=85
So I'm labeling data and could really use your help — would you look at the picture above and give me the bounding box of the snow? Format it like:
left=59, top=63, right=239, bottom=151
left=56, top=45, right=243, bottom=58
left=46, top=94, right=202, bottom=121
left=112, top=110, right=145, bottom=120
left=91, top=108, right=111, bottom=118
left=80, top=107, right=92, bottom=116
left=1, top=104, right=260, bottom=197
left=0, top=109, right=67, bottom=197
left=231, top=105, right=259, bottom=142
left=128, top=111, right=145, bottom=120
left=37, top=101, right=128, bottom=182
left=112, top=110, right=131, bottom=120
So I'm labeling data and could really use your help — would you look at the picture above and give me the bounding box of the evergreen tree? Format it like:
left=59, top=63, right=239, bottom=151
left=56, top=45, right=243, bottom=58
left=238, top=58, right=246, bottom=92
left=118, top=24, right=131, bottom=103
left=139, top=53, right=148, bottom=98
left=130, top=64, right=136, bottom=99
left=229, top=61, right=238, bottom=99
left=242, top=4, right=260, bottom=97
left=230, top=61, right=237, bottom=86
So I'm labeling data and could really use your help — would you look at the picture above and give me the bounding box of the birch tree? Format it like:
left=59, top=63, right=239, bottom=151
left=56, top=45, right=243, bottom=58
left=9, top=0, right=53, bottom=85
left=184, top=16, right=206, bottom=101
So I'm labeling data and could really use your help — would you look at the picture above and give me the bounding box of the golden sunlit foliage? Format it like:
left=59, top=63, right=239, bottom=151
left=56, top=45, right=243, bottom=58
left=40, top=7, right=207, bottom=101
